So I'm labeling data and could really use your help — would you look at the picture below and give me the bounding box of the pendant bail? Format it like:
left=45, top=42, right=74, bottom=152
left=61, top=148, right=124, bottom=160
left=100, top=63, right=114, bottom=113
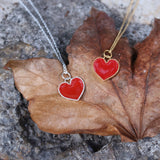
left=62, top=71, right=71, bottom=82
left=103, top=50, right=113, bottom=62
left=62, top=65, right=71, bottom=82
left=103, top=50, right=112, bottom=59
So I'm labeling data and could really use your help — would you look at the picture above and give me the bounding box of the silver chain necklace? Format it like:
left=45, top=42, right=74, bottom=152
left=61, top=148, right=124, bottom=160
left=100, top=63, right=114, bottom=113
left=19, top=0, right=85, bottom=101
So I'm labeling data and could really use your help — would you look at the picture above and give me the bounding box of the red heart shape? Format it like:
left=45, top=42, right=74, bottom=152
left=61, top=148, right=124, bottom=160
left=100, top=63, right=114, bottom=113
left=58, top=77, right=85, bottom=101
left=93, top=58, right=120, bottom=80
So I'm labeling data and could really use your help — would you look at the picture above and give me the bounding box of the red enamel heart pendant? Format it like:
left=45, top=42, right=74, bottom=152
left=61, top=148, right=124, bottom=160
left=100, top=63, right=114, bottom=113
left=93, top=58, right=120, bottom=80
left=58, top=77, right=85, bottom=101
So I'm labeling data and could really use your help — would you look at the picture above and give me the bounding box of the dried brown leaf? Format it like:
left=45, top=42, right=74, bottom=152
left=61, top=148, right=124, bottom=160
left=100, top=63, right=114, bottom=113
left=5, top=8, right=160, bottom=141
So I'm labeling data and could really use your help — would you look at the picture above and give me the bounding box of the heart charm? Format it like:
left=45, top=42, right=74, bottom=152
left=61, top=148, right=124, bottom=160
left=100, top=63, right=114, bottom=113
left=93, top=58, right=120, bottom=80
left=58, top=77, right=85, bottom=101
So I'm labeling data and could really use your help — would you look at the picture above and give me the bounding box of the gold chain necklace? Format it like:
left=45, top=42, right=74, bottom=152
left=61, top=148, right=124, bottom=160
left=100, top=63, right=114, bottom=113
left=93, top=0, right=140, bottom=80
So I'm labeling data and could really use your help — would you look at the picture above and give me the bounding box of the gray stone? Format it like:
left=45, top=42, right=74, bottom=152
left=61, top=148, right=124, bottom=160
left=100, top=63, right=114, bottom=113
left=101, top=0, right=160, bottom=25
left=0, top=0, right=159, bottom=159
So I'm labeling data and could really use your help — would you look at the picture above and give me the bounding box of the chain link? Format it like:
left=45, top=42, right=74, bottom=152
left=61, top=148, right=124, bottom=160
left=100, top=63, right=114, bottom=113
left=19, top=0, right=71, bottom=81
